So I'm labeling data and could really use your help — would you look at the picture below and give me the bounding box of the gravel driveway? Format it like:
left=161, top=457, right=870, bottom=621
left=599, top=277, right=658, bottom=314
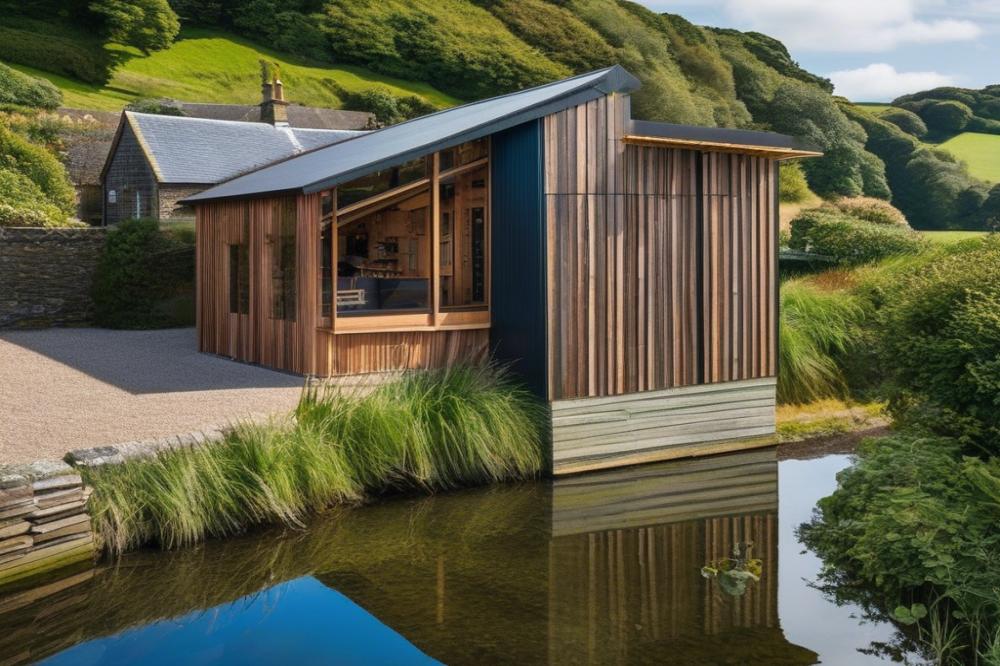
left=0, top=328, right=307, bottom=464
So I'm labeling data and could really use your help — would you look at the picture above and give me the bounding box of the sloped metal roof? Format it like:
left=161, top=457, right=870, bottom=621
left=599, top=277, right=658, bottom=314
left=184, top=65, right=642, bottom=202
left=125, top=112, right=366, bottom=185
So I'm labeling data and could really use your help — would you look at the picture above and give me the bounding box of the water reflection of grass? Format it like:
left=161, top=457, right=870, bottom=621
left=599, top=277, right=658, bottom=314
left=84, top=365, right=545, bottom=555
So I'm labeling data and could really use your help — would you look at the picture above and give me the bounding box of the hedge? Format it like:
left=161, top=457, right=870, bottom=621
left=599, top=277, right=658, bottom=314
left=789, top=208, right=925, bottom=266
left=0, top=63, right=62, bottom=110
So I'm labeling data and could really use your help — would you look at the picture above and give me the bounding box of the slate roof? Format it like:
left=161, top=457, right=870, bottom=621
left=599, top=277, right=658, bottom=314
left=172, top=102, right=373, bottom=130
left=116, top=112, right=366, bottom=185
left=185, top=65, right=644, bottom=203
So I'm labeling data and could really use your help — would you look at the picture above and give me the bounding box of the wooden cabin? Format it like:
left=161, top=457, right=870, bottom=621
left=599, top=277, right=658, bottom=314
left=185, top=66, right=820, bottom=474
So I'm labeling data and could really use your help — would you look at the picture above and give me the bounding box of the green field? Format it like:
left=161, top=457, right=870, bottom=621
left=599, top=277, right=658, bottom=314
left=853, top=103, right=894, bottom=115
left=934, top=132, right=1000, bottom=183
left=921, top=230, right=989, bottom=245
left=5, top=27, right=459, bottom=112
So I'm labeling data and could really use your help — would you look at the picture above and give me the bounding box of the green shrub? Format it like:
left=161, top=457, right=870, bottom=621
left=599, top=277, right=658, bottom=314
left=879, top=108, right=927, bottom=138
left=0, top=126, right=75, bottom=215
left=920, top=100, right=973, bottom=136
left=0, top=22, right=114, bottom=85
left=91, top=218, right=195, bottom=328
left=830, top=196, right=909, bottom=227
left=778, top=161, right=810, bottom=203
left=0, top=63, right=61, bottom=110
left=875, top=238, right=1000, bottom=449
left=789, top=208, right=925, bottom=265
left=84, top=365, right=546, bottom=553
left=0, top=167, right=72, bottom=227
left=777, top=279, right=862, bottom=404
left=800, top=432, right=1000, bottom=663
left=337, top=86, right=436, bottom=127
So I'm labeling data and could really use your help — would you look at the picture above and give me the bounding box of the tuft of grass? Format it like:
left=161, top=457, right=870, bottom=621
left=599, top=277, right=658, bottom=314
left=778, top=279, right=864, bottom=404
left=84, top=365, right=546, bottom=555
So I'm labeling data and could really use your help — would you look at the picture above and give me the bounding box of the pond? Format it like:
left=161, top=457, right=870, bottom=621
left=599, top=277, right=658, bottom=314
left=0, top=444, right=906, bottom=665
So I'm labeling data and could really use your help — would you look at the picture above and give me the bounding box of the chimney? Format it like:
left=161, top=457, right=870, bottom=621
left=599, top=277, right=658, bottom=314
left=259, top=62, right=289, bottom=126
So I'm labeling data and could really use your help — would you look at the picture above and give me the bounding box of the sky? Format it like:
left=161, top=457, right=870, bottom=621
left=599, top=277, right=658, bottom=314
left=640, top=0, right=1000, bottom=101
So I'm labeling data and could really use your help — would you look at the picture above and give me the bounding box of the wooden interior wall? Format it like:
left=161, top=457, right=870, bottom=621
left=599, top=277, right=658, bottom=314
left=544, top=94, right=777, bottom=400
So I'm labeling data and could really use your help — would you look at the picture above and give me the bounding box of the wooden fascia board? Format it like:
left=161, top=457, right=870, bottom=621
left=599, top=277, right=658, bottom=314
left=621, top=134, right=823, bottom=160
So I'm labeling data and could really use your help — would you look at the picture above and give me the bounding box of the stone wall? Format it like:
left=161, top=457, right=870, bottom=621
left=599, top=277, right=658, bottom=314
left=0, top=461, right=94, bottom=586
left=158, top=185, right=203, bottom=221
left=0, top=227, right=107, bottom=328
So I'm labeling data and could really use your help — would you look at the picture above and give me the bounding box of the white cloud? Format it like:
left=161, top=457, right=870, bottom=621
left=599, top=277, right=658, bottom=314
left=713, top=0, right=982, bottom=51
left=829, top=63, right=955, bottom=101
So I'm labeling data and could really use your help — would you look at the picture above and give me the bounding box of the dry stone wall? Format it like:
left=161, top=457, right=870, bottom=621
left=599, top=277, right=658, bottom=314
left=0, top=461, right=94, bottom=585
left=0, top=227, right=107, bottom=328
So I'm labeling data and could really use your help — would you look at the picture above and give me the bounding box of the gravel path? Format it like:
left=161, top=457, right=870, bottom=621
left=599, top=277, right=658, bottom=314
left=0, top=328, right=307, bottom=464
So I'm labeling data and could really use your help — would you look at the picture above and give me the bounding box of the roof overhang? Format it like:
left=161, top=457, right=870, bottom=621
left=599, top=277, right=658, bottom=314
left=625, top=120, right=822, bottom=160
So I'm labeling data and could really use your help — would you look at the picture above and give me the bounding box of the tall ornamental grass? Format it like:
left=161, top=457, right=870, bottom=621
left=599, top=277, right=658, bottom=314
left=778, top=279, right=863, bottom=404
left=85, top=365, right=546, bottom=555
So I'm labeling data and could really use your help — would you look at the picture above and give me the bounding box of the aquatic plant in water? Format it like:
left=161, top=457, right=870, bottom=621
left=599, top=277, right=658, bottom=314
left=701, top=541, right=762, bottom=597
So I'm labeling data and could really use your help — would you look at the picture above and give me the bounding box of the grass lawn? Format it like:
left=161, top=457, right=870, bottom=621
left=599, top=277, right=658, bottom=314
left=5, top=27, right=459, bottom=112
left=852, top=103, right=893, bottom=115
left=921, top=230, right=990, bottom=245
left=934, top=132, right=1000, bottom=183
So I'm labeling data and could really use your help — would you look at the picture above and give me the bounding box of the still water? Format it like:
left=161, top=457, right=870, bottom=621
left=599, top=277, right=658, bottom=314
left=0, top=447, right=904, bottom=665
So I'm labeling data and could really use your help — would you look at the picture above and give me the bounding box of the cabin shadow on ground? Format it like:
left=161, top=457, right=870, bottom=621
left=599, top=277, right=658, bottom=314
left=0, top=327, right=304, bottom=394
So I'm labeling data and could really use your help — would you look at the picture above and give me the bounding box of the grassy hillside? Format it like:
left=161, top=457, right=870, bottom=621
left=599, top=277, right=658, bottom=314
left=935, top=132, right=1000, bottom=183
left=6, top=27, right=459, bottom=112
left=853, top=103, right=893, bottom=115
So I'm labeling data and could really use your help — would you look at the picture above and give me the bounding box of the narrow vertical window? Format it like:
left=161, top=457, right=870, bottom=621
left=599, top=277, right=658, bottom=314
left=228, top=242, right=249, bottom=314
left=439, top=165, right=488, bottom=308
left=271, top=199, right=297, bottom=321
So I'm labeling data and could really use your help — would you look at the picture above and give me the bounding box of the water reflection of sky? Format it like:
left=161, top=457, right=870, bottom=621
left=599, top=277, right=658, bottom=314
left=41, top=577, right=439, bottom=666
left=778, top=454, right=898, bottom=664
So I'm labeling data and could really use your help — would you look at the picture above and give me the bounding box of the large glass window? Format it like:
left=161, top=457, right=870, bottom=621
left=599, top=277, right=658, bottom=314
left=439, top=165, right=488, bottom=308
left=336, top=157, right=428, bottom=210
left=439, top=138, right=488, bottom=172
left=336, top=189, right=431, bottom=314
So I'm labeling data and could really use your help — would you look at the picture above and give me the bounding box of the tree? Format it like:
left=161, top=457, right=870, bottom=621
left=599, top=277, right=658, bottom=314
left=90, top=0, right=180, bottom=54
left=880, top=108, right=927, bottom=138
left=919, top=100, right=973, bottom=137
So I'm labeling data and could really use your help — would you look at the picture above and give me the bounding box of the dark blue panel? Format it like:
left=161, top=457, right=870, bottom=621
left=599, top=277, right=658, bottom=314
left=490, top=120, right=547, bottom=399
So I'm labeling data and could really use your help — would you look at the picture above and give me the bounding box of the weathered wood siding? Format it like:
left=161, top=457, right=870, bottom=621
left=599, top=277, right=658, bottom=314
left=195, top=194, right=320, bottom=374
left=543, top=94, right=778, bottom=400
left=551, top=448, right=777, bottom=536
left=197, top=194, right=487, bottom=376
left=550, top=377, right=776, bottom=474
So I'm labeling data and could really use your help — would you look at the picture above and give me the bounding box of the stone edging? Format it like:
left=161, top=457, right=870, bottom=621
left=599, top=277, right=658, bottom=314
left=64, top=426, right=228, bottom=468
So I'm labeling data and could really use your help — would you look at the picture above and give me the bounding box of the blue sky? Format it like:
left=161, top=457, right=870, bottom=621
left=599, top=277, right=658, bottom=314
left=639, top=1, right=1000, bottom=101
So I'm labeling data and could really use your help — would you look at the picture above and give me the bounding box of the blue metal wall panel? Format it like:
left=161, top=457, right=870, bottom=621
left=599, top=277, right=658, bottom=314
left=490, top=120, right=547, bottom=398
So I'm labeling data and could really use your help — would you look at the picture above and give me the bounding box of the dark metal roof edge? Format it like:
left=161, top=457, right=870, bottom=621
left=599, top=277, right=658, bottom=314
left=627, top=119, right=819, bottom=153
left=302, top=87, right=608, bottom=194
left=185, top=66, right=636, bottom=204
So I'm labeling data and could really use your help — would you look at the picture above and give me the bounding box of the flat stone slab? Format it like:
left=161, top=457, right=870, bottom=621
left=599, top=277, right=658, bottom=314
left=65, top=427, right=229, bottom=469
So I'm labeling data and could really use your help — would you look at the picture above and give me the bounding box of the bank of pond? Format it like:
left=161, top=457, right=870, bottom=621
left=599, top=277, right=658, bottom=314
left=0, top=446, right=917, bottom=665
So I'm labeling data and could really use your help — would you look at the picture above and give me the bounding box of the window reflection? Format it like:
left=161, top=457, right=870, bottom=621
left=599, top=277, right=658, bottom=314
left=336, top=158, right=428, bottom=210
left=439, top=166, right=488, bottom=308
left=336, top=189, right=431, bottom=314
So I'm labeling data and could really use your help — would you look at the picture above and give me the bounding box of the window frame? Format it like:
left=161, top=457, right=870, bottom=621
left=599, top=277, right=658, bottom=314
left=320, top=143, right=491, bottom=335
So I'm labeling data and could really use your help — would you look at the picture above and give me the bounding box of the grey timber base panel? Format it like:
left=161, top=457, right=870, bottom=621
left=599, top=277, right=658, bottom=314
left=550, top=377, right=777, bottom=475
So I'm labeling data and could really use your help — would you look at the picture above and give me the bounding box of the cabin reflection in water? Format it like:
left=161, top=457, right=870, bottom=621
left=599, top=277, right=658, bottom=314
left=0, top=449, right=817, bottom=665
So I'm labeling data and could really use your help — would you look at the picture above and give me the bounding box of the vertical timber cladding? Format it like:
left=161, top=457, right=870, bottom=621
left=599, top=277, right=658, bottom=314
left=544, top=94, right=779, bottom=473
left=195, top=193, right=321, bottom=374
